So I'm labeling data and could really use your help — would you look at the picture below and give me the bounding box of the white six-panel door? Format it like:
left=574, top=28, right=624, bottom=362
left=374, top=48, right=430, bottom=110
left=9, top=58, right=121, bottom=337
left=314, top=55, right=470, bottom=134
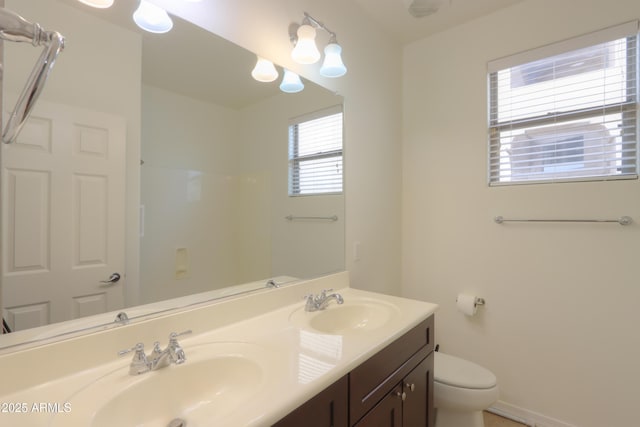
left=2, top=100, right=126, bottom=331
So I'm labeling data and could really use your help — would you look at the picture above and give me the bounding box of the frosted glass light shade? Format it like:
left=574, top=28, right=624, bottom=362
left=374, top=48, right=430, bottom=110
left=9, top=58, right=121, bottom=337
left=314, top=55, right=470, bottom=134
left=280, top=70, right=304, bottom=93
left=133, top=1, right=173, bottom=34
left=251, top=57, right=279, bottom=82
left=320, top=43, right=347, bottom=77
left=291, top=25, right=321, bottom=64
left=77, top=0, right=114, bottom=7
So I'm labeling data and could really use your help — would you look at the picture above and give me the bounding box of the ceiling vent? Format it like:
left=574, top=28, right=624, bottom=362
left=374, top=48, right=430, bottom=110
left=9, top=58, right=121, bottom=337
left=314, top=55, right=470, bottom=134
left=404, top=0, right=448, bottom=18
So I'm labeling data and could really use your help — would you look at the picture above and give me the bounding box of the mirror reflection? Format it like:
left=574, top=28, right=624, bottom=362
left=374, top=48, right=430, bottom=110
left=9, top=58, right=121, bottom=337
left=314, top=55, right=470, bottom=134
left=0, top=0, right=345, bottom=349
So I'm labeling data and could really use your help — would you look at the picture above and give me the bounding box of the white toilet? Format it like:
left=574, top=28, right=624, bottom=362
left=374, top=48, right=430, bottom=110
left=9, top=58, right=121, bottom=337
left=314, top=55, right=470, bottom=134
left=434, top=352, right=499, bottom=427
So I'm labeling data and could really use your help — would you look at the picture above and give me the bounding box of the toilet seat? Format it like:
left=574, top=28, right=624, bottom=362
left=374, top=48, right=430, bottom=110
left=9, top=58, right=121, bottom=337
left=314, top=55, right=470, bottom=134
left=434, top=352, right=497, bottom=389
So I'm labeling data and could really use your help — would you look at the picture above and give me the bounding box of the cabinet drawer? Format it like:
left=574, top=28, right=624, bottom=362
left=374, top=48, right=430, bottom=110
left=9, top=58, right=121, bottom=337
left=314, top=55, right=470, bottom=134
left=349, top=315, right=433, bottom=425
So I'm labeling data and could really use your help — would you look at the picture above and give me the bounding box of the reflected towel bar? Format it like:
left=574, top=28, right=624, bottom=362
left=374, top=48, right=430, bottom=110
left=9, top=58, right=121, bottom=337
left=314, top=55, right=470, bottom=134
left=285, top=215, right=338, bottom=222
left=494, top=216, right=633, bottom=226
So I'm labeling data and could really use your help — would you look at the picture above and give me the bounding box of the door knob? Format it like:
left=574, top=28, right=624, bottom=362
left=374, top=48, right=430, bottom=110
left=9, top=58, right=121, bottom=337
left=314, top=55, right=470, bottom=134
left=100, top=272, right=121, bottom=286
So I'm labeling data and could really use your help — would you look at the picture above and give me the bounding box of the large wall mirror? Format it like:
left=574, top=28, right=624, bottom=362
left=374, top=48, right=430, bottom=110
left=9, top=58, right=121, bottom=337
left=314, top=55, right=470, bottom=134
left=0, top=0, right=345, bottom=350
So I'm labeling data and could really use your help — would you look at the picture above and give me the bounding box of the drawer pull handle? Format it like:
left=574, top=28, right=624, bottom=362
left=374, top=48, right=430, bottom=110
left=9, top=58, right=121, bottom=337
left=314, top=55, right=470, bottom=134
left=396, top=391, right=406, bottom=401
left=405, top=382, right=415, bottom=392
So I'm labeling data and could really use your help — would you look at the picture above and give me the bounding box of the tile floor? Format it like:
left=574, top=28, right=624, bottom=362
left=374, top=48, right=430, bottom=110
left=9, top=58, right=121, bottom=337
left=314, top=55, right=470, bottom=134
left=483, top=411, right=528, bottom=427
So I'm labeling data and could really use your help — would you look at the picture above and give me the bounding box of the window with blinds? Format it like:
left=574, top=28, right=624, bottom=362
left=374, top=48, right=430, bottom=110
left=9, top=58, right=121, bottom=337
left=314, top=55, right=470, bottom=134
left=488, top=22, right=639, bottom=185
left=288, top=106, right=343, bottom=196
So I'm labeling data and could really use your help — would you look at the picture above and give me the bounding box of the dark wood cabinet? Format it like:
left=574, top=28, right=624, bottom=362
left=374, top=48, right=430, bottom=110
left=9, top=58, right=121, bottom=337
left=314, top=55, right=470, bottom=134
left=273, top=315, right=434, bottom=427
left=273, top=376, right=349, bottom=427
left=402, top=353, right=434, bottom=427
left=353, top=351, right=434, bottom=427
left=349, top=317, right=433, bottom=425
left=354, top=385, right=403, bottom=427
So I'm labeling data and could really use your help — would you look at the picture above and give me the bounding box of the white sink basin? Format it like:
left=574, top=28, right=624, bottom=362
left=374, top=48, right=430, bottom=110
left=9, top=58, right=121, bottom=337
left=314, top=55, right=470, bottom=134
left=289, top=297, right=400, bottom=335
left=49, top=342, right=269, bottom=427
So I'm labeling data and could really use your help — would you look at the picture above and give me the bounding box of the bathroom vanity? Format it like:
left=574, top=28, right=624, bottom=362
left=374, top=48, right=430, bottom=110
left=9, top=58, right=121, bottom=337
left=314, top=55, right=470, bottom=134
left=275, top=316, right=434, bottom=427
left=0, top=272, right=437, bottom=426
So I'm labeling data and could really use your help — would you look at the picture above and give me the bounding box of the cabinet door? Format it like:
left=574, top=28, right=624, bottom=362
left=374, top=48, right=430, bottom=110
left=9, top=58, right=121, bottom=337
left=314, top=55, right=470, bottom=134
left=272, top=376, right=348, bottom=427
left=350, top=316, right=433, bottom=425
left=354, top=385, right=403, bottom=427
left=402, top=353, right=434, bottom=427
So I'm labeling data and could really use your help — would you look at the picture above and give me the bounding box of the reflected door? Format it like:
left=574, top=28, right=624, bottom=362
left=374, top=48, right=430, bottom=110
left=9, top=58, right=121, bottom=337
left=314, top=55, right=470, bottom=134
left=1, top=100, right=126, bottom=331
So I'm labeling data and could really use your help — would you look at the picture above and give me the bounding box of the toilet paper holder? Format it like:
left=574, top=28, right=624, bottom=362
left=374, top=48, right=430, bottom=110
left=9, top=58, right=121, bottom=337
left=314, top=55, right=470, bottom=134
left=456, top=296, right=486, bottom=307
left=456, top=294, right=485, bottom=316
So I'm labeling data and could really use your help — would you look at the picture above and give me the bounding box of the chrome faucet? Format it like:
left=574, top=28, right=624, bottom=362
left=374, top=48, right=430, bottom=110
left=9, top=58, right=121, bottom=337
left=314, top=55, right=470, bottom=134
left=148, top=331, right=189, bottom=370
left=118, top=330, right=191, bottom=375
left=304, top=289, right=344, bottom=312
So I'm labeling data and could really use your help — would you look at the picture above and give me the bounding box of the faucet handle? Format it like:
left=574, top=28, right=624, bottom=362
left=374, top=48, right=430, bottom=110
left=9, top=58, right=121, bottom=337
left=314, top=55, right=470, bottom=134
left=169, top=330, right=192, bottom=342
left=118, top=342, right=145, bottom=357
left=118, top=342, right=150, bottom=375
left=304, top=294, right=320, bottom=312
left=167, top=331, right=190, bottom=365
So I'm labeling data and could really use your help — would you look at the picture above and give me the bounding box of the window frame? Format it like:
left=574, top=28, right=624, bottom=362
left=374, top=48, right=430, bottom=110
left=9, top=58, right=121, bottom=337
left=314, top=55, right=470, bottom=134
left=288, top=105, right=344, bottom=196
left=487, top=21, right=639, bottom=186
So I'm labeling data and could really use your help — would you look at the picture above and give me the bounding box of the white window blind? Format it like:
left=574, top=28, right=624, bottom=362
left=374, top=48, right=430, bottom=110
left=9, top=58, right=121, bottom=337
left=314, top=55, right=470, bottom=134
left=289, top=106, right=343, bottom=195
left=488, top=22, right=639, bottom=185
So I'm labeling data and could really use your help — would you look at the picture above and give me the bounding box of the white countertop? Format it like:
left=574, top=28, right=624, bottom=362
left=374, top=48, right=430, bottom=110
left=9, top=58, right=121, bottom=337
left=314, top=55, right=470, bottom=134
left=0, top=272, right=438, bottom=426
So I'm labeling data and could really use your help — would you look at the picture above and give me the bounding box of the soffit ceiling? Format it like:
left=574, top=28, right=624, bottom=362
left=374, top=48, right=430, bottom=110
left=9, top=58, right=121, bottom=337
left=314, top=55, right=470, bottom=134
left=350, top=0, right=524, bottom=45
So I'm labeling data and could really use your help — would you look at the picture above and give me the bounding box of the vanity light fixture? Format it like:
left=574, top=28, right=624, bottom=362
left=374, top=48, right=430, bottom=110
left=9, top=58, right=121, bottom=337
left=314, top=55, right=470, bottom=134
left=251, top=60, right=305, bottom=94
left=133, top=0, right=173, bottom=34
left=291, top=24, right=321, bottom=65
left=251, top=57, right=279, bottom=82
left=290, top=12, right=347, bottom=77
left=76, top=0, right=114, bottom=7
left=279, top=69, right=305, bottom=93
left=319, top=36, right=347, bottom=78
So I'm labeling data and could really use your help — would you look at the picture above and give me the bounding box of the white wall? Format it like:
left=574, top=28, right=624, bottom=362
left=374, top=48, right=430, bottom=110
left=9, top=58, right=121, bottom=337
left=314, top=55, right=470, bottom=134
left=153, top=0, right=403, bottom=296
left=402, top=1, right=640, bottom=426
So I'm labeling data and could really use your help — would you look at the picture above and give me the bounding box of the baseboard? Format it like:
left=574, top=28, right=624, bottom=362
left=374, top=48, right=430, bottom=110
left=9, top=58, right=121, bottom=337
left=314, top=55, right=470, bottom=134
left=489, top=401, right=579, bottom=427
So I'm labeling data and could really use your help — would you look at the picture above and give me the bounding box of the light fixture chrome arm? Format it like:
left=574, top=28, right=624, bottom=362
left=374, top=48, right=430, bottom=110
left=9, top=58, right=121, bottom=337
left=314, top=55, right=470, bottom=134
left=0, top=7, right=65, bottom=144
left=302, top=12, right=337, bottom=41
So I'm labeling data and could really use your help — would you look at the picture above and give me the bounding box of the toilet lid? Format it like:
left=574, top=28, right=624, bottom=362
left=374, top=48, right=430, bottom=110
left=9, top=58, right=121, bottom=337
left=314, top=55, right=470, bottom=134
left=434, top=352, right=497, bottom=389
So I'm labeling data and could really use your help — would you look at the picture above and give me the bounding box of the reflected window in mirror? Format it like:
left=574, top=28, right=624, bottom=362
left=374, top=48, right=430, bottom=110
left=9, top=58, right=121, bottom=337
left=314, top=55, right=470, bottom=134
left=288, top=106, right=344, bottom=196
